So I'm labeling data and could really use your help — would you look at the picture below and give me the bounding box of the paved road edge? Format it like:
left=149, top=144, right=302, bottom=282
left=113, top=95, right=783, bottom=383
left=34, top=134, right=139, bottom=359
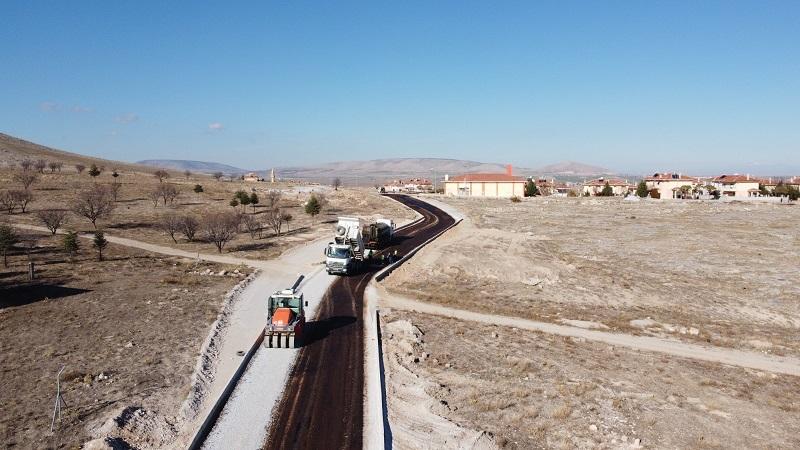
left=363, top=195, right=461, bottom=450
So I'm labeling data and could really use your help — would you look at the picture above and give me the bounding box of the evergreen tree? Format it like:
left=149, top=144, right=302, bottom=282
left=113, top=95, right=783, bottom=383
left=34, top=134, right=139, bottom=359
left=305, top=195, right=322, bottom=222
left=600, top=182, right=613, bottom=197
left=524, top=180, right=539, bottom=197
left=63, top=231, right=80, bottom=261
left=93, top=231, right=108, bottom=261
left=636, top=180, right=648, bottom=198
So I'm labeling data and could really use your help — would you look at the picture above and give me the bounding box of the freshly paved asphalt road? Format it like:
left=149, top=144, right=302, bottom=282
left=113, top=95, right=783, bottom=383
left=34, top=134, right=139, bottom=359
left=262, top=195, right=454, bottom=450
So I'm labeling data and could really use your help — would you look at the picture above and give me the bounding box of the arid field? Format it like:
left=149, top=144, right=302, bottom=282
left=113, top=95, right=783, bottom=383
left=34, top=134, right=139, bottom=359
left=380, top=195, right=800, bottom=449
left=0, top=150, right=414, bottom=448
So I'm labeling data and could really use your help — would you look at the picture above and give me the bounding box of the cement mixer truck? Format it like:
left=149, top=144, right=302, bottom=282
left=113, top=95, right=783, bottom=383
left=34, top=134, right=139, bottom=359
left=325, top=217, right=366, bottom=275
left=325, top=217, right=396, bottom=275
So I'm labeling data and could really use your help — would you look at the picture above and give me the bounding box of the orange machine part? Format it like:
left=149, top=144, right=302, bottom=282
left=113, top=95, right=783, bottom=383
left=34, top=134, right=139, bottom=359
left=272, top=307, right=295, bottom=326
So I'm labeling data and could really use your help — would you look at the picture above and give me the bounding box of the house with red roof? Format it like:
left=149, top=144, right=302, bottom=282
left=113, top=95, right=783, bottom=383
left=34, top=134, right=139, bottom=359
left=644, top=173, right=701, bottom=199
left=443, top=165, right=526, bottom=198
left=711, top=174, right=761, bottom=198
left=581, top=177, right=633, bottom=196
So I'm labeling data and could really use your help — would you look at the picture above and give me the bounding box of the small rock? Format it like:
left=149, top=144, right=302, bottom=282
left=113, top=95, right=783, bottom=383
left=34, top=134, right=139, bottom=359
left=445, top=363, right=452, bottom=368
left=124, top=341, right=134, bottom=348
left=492, top=332, right=499, bottom=338
left=218, top=270, right=227, bottom=276
left=589, top=424, right=598, bottom=432
left=688, top=327, right=700, bottom=336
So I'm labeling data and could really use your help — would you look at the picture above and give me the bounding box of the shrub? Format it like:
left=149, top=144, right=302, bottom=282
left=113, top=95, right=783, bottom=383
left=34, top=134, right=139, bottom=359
left=510, top=195, right=522, bottom=203
left=524, top=180, right=538, bottom=197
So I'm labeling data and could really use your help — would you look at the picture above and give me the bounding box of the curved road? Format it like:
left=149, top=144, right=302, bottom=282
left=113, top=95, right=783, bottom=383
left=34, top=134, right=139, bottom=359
left=262, top=195, right=454, bottom=450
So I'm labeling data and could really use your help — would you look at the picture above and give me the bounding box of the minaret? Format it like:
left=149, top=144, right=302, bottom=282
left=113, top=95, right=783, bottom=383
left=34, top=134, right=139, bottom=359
left=270, top=168, right=276, bottom=183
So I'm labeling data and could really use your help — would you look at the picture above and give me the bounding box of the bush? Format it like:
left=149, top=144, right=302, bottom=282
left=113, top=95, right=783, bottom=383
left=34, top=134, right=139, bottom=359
left=510, top=195, right=522, bottom=203
left=524, top=180, right=539, bottom=197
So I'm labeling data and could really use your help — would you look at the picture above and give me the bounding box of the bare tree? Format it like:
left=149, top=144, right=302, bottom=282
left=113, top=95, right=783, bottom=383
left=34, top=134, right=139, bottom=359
left=147, top=189, right=161, bottom=207
left=34, top=159, right=47, bottom=173
left=332, top=177, right=342, bottom=191
left=265, top=190, right=282, bottom=210
left=212, top=171, right=223, bottom=181
left=267, top=207, right=285, bottom=236
left=154, top=169, right=169, bottom=182
left=241, top=214, right=262, bottom=239
left=109, top=181, right=122, bottom=202
left=0, top=191, right=17, bottom=214
left=48, top=161, right=60, bottom=173
left=13, top=171, right=38, bottom=190
left=179, top=215, right=199, bottom=241
left=10, top=190, right=33, bottom=213
left=159, top=213, right=182, bottom=243
left=36, top=209, right=68, bottom=234
left=75, top=163, right=86, bottom=174
left=282, top=212, right=293, bottom=232
left=158, top=183, right=179, bottom=205
left=183, top=169, right=192, bottom=179
left=20, top=159, right=33, bottom=171
left=72, top=185, right=115, bottom=228
left=202, top=212, right=240, bottom=253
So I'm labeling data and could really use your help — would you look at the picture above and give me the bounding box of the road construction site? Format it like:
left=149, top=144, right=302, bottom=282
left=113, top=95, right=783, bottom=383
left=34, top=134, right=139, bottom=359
left=194, top=195, right=454, bottom=449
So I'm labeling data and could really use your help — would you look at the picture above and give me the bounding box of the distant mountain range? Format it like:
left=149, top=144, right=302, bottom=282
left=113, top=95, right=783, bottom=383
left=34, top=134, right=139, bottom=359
left=137, top=159, right=246, bottom=174
left=137, top=157, right=613, bottom=182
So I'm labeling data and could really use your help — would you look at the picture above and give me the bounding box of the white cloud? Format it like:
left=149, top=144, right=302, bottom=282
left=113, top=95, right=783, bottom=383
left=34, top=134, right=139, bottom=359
left=40, top=101, right=60, bottom=112
left=71, top=105, right=93, bottom=113
left=208, top=122, right=224, bottom=132
left=116, top=113, right=139, bottom=124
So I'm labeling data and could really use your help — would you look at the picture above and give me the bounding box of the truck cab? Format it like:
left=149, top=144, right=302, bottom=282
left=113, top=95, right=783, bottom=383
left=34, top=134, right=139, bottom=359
left=265, top=289, right=307, bottom=348
left=325, top=243, right=357, bottom=274
left=325, top=217, right=366, bottom=275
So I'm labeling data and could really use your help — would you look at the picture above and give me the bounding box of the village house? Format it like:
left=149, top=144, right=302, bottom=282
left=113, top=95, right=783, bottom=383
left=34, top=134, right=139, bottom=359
left=443, top=165, right=525, bottom=198
left=711, top=174, right=760, bottom=198
left=582, top=177, right=633, bottom=196
left=644, top=173, right=701, bottom=199
left=383, top=178, right=433, bottom=193
left=243, top=172, right=261, bottom=182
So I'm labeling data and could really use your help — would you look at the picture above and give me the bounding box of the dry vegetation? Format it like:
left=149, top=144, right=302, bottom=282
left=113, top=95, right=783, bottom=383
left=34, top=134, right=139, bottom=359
left=0, top=163, right=413, bottom=261
left=382, top=311, right=800, bottom=449
left=0, top=230, right=248, bottom=449
left=385, top=196, right=800, bottom=355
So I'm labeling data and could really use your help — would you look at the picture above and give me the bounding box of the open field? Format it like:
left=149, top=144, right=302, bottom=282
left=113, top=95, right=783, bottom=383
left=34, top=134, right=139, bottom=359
left=382, top=311, right=800, bottom=449
left=0, top=166, right=414, bottom=261
left=0, top=230, right=249, bottom=449
left=384, top=196, right=800, bottom=356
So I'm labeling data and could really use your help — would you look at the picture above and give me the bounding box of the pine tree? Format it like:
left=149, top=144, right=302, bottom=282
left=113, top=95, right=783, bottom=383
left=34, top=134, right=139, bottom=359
left=305, top=195, right=322, bottom=222
left=63, top=231, right=80, bottom=261
left=93, top=231, right=108, bottom=261
left=636, top=180, right=648, bottom=198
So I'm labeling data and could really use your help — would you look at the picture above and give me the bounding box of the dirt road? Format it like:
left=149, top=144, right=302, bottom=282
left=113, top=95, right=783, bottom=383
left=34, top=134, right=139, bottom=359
left=379, top=290, right=800, bottom=377
left=262, top=195, right=454, bottom=450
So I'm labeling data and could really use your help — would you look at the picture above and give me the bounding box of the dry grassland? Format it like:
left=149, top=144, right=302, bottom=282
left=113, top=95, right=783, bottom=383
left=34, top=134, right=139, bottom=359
left=0, top=231, right=247, bottom=449
left=385, top=196, right=800, bottom=355
left=382, top=311, right=800, bottom=449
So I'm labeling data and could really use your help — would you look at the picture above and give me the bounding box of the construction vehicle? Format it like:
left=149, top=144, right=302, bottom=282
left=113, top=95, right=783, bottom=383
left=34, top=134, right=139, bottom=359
left=325, top=217, right=367, bottom=275
left=362, top=218, right=395, bottom=251
left=264, top=276, right=308, bottom=348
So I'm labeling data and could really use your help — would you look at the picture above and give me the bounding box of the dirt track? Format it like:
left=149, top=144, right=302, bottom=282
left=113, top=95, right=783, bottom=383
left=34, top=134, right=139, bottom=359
left=262, top=195, right=454, bottom=450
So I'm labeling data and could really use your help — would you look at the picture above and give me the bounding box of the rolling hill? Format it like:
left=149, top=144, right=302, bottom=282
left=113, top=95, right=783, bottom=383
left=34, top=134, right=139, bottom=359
left=137, top=159, right=246, bottom=174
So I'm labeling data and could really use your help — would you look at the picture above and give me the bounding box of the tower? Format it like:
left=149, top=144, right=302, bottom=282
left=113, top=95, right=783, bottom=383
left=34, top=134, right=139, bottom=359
left=270, top=168, right=276, bottom=183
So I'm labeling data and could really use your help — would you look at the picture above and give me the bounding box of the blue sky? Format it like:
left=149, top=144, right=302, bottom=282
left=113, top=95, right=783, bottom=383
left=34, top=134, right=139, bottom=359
left=1, top=1, right=798, bottom=174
